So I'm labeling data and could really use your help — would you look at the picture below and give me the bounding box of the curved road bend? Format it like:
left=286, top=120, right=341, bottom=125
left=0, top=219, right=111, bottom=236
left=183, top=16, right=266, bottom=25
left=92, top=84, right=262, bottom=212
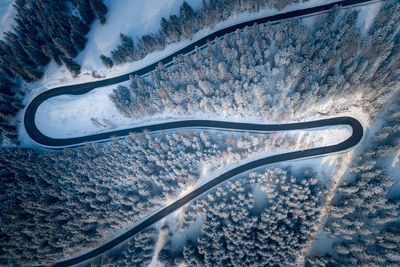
left=53, top=116, right=363, bottom=266
left=25, top=0, right=377, bottom=147
left=22, top=0, right=371, bottom=265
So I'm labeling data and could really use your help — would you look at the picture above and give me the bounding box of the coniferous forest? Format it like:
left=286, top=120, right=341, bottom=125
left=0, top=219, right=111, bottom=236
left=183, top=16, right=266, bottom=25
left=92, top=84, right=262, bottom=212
left=0, top=0, right=107, bottom=144
left=0, top=0, right=400, bottom=266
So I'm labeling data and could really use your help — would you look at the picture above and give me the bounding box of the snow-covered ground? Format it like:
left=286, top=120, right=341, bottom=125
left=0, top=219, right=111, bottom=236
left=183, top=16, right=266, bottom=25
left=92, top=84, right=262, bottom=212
left=0, top=0, right=15, bottom=37
left=35, top=81, right=132, bottom=139
left=356, top=0, right=383, bottom=37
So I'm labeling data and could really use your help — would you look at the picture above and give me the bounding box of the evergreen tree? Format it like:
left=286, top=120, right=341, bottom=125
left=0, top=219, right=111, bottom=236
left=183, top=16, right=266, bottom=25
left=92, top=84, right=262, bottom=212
left=180, top=1, right=195, bottom=22
left=69, top=15, right=89, bottom=35
left=111, top=34, right=135, bottom=65
left=70, top=31, right=88, bottom=51
left=100, top=54, right=113, bottom=68
left=77, top=0, right=95, bottom=24
left=60, top=56, right=81, bottom=76
left=54, top=37, right=78, bottom=59
left=89, top=0, right=107, bottom=24
left=41, top=43, right=63, bottom=65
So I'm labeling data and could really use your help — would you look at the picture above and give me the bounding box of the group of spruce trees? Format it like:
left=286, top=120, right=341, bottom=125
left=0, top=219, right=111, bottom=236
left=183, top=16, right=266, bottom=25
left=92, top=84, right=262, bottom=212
left=175, top=168, right=325, bottom=266
left=94, top=2, right=400, bottom=264
left=1, top=0, right=107, bottom=81
left=110, top=1, right=400, bottom=127
left=101, top=0, right=309, bottom=67
left=89, top=115, right=400, bottom=266
left=0, top=0, right=107, bottom=144
left=90, top=228, right=158, bottom=266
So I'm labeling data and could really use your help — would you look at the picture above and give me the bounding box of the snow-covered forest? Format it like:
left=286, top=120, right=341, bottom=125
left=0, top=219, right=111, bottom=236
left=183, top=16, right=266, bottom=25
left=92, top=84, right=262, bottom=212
left=110, top=1, right=400, bottom=124
left=176, top=168, right=325, bottom=267
left=91, top=227, right=159, bottom=266
left=1, top=128, right=323, bottom=265
left=103, top=0, right=313, bottom=67
left=1, top=0, right=107, bottom=81
left=102, top=1, right=400, bottom=265
left=1, top=0, right=400, bottom=266
left=66, top=99, right=399, bottom=266
left=79, top=166, right=328, bottom=266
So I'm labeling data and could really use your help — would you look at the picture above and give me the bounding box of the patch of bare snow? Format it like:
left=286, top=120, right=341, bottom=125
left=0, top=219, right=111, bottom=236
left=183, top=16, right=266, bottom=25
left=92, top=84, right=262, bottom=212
left=252, top=183, right=268, bottom=213
left=167, top=213, right=204, bottom=253
left=35, top=81, right=131, bottom=139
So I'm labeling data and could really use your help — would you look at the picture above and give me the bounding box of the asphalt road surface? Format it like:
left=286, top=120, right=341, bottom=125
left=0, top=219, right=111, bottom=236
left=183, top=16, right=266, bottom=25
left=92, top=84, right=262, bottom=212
left=20, top=0, right=371, bottom=266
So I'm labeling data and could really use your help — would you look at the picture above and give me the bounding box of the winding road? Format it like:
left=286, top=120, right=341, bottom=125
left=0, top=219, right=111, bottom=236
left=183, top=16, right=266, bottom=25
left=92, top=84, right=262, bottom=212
left=21, top=0, right=373, bottom=266
left=52, top=117, right=363, bottom=267
left=25, top=0, right=376, bottom=148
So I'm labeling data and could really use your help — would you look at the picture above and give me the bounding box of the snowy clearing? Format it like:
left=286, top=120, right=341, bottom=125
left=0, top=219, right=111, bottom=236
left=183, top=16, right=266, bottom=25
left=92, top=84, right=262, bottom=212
left=35, top=82, right=132, bottom=139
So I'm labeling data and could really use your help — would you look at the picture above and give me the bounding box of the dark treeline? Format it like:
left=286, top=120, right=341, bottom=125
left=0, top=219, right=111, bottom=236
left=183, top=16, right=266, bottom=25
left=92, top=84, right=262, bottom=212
left=306, top=96, right=400, bottom=266
left=110, top=1, right=400, bottom=124
left=102, top=0, right=309, bottom=66
left=1, top=0, right=107, bottom=81
left=0, top=0, right=107, bottom=144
